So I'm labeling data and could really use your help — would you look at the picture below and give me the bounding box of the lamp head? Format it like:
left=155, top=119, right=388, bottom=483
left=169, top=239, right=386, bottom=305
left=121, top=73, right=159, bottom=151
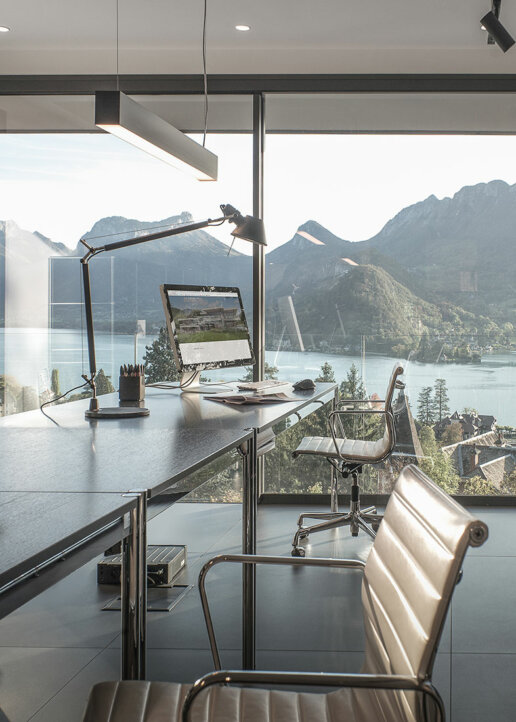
left=220, top=203, right=267, bottom=246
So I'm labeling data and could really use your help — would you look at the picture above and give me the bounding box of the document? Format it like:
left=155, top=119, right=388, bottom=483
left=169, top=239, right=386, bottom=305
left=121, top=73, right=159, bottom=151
left=204, top=392, right=296, bottom=406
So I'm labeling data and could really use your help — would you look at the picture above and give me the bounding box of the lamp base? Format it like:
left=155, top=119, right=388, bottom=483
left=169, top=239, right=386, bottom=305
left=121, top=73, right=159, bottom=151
left=85, top=406, right=150, bottom=419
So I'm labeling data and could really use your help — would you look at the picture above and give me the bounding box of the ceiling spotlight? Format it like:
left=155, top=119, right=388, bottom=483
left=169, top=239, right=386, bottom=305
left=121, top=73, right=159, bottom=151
left=481, top=0, right=515, bottom=52
left=0, top=26, right=10, bottom=33
left=235, top=24, right=250, bottom=31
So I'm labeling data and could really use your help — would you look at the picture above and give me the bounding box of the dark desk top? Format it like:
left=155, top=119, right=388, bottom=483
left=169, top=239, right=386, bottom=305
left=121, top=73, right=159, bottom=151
left=0, top=383, right=335, bottom=497
left=0, top=491, right=135, bottom=590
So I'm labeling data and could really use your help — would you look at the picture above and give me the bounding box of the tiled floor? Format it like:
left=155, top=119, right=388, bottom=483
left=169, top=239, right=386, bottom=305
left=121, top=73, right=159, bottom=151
left=0, top=501, right=513, bottom=721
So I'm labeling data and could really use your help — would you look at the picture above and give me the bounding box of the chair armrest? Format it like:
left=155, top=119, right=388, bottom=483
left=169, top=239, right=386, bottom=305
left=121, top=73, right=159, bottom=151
left=337, top=398, right=383, bottom=408
left=329, top=408, right=395, bottom=461
left=198, top=554, right=365, bottom=670
left=182, top=670, right=445, bottom=722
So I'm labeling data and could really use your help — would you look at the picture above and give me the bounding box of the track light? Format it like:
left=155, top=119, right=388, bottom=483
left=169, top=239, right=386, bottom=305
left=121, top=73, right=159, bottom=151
left=481, top=0, right=515, bottom=52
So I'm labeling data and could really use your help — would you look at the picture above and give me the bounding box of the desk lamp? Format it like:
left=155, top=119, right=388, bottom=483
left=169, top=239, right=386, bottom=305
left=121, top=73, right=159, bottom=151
left=80, top=204, right=266, bottom=419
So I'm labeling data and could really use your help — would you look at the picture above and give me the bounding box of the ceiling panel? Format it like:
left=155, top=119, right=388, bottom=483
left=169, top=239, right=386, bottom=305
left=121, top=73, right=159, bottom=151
left=1, top=0, right=516, bottom=74
left=0, top=95, right=252, bottom=132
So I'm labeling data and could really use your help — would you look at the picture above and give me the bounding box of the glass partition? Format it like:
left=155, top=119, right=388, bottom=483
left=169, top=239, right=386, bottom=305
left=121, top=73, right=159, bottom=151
left=264, top=114, right=516, bottom=497
left=0, top=125, right=253, bottom=417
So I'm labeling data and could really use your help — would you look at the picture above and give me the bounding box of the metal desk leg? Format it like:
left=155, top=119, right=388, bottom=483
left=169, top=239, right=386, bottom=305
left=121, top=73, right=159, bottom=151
left=240, top=430, right=257, bottom=670
left=121, top=490, right=147, bottom=680
left=330, top=388, right=339, bottom=513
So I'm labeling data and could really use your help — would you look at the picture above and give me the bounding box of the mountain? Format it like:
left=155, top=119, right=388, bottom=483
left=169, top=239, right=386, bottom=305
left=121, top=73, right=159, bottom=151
left=0, top=220, right=67, bottom=327
left=3, top=179, right=514, bottom=358
left=362, top=180, right=516, bottom=323
left=77, top=212, right=242, bottom=259
left=265, top=181, right=516, bottom=357
left=51, top=213, right=253, bottom=332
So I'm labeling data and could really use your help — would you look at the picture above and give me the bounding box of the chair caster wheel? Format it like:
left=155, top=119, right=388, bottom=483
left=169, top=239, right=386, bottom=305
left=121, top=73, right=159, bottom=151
left=292, top=547, right=305, bottom=557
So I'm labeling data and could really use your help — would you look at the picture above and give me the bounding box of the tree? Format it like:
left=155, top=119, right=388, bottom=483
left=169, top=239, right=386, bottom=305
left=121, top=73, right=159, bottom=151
left=460, top=476, right=498, bottom=496
left=417, top=386, right=434, bottom=425
left=239, top=363, right=279, bottom=382
left=339, top=363, right=366, bottom=399
left=462, top=407, right=478, bottom=416
left=338, top=363, right=380, bottom=447
left=432, top=378, right=450, bottom=422
left=143, top=327, right=180, bottom=384
left=501, top=468, right=516, bottom=495
left=315, top=362, right=336, bottom=383
left=95, top=369, right=115, bottom=396
left=418, top=425, right=460, bottom=494
left=440, top=422, right=463, bottom=447
left=50, top=368, right=61, bottom=398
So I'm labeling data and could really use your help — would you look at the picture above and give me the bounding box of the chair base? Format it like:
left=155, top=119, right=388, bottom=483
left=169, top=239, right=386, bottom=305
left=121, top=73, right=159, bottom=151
left=291, top=501, right=383, bottom=557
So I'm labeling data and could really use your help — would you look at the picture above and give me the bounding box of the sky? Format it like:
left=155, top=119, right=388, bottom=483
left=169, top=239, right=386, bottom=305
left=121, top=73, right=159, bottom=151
left=3, top=132, right=516, bottom=252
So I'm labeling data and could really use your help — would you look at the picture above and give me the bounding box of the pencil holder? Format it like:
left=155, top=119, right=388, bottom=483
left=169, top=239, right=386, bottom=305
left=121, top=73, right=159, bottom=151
left=119, top=375, right=146, bottom=405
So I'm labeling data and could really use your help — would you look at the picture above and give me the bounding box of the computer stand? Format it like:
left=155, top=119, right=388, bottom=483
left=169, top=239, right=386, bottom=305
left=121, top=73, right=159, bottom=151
left=179, top=371, right=230, bottom=395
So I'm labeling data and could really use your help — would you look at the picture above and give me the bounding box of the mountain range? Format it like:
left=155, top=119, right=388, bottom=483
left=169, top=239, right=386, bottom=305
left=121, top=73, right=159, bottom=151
left=2, top=179, right=515, bottom=358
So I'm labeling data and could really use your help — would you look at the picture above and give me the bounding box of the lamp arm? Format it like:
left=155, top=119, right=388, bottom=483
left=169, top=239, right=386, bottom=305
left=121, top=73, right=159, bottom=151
left=78, top=211, right=232, bottom=414
left=79, top=215, right=228, bottom=256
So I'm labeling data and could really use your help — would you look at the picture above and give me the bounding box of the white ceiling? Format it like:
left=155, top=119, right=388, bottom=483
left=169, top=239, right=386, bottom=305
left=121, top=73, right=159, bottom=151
left=1, top=0, right=516, bottom=75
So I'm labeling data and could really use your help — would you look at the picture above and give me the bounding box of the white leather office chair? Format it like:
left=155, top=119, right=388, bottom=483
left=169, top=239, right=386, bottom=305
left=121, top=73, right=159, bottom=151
left=83, top=464, right=488, bottom=722
left=291, top=362, right=404, bottom=555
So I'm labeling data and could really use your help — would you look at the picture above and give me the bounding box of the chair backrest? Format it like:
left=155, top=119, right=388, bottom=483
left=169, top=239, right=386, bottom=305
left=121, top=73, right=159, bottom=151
left=378, top=362, right=404, bottom=456
left=384, top=362, right=405, bottom=410
left=354, top=464, right=488, bottom=721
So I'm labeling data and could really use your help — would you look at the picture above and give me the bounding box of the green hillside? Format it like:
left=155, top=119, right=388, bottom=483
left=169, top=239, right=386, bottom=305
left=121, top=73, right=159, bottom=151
left=267, top=263, right=507, bottom=359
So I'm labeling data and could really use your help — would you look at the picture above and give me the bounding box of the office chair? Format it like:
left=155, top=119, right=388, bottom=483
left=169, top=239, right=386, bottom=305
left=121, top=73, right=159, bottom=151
left=83, top=464, right=488, bottom=722
left=291, top=362, right=404, bottom=555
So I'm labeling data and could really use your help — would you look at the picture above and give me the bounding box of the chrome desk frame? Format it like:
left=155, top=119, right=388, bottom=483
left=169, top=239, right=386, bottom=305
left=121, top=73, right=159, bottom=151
left=117, top=387, right=336, bottom=678
left=121, top=490, right=147, bottom=680
left=119, top=434, right=259, bottom=678
left=239, top=431, right=258, bottom=670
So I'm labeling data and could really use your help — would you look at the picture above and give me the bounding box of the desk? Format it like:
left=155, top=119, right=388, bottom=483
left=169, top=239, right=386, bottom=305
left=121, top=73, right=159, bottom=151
left=0, top=382, right=336, bottom=675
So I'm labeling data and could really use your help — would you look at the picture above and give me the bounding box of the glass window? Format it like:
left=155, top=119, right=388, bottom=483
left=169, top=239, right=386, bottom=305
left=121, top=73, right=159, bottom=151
left=0, top=127, right=253, bottom=416
left=264, top=122, right=516, bottom=497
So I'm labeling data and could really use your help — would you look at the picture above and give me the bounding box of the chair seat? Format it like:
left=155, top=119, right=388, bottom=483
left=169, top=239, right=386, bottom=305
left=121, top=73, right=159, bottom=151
left=294, top=435, right=388, bottom=463
left=83, top=680, right=354, bottom=722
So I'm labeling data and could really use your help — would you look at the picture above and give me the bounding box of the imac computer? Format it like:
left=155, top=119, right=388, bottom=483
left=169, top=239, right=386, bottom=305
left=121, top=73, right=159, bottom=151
left=160, top=283, right=255, bottom=391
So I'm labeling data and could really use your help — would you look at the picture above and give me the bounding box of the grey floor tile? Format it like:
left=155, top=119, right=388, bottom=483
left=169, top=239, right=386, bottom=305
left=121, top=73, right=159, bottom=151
left=29, top=647, right=241, bottom=722
left=4, top=501, right=516, bottom=722
left=148, top=502, right=241, bottom=554
left=0, top=647, right=100, bottom=722
left=256, top=648, right=364, bottom=673
left=452, top=556, right=516, bottom=653
left=256, top=561, right=366, bottom=651
left=432, top=654, right=451, bottom=721
left=0, top=560, right=122, bottom=649
left=110, top=559, right=242, bottom=650
left=257, top=504, right=376, bottom=561
left=451, top=653, right=516, bottom=722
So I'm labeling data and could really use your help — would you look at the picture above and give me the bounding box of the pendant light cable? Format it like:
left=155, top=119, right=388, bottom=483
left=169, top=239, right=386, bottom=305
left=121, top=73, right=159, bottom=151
left=202, top=0, right=208, bottom=146
left=116, top=0, right=120, bottom=90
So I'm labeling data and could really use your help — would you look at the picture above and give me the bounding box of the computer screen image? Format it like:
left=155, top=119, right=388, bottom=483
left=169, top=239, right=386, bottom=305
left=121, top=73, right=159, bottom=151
left=160, top=284, right=254, bottom=373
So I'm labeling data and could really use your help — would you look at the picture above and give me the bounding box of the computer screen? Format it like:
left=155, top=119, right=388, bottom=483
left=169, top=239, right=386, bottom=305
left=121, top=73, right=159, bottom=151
left=160, top=284, right=255, bottom=372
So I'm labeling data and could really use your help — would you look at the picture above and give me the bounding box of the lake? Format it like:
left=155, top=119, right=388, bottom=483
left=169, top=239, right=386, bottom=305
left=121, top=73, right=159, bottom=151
left=2, top=328, right=516, bottom=425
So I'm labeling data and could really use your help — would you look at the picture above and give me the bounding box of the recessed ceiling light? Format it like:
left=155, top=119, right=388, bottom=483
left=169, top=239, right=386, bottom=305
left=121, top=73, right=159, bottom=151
left=235, top=24, right=250, bottom=32
left=0, top=26, right=11, bottom=33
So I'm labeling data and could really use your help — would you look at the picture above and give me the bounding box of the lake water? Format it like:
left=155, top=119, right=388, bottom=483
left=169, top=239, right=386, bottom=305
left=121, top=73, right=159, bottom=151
left=2, top=328, right=516, bottom=425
